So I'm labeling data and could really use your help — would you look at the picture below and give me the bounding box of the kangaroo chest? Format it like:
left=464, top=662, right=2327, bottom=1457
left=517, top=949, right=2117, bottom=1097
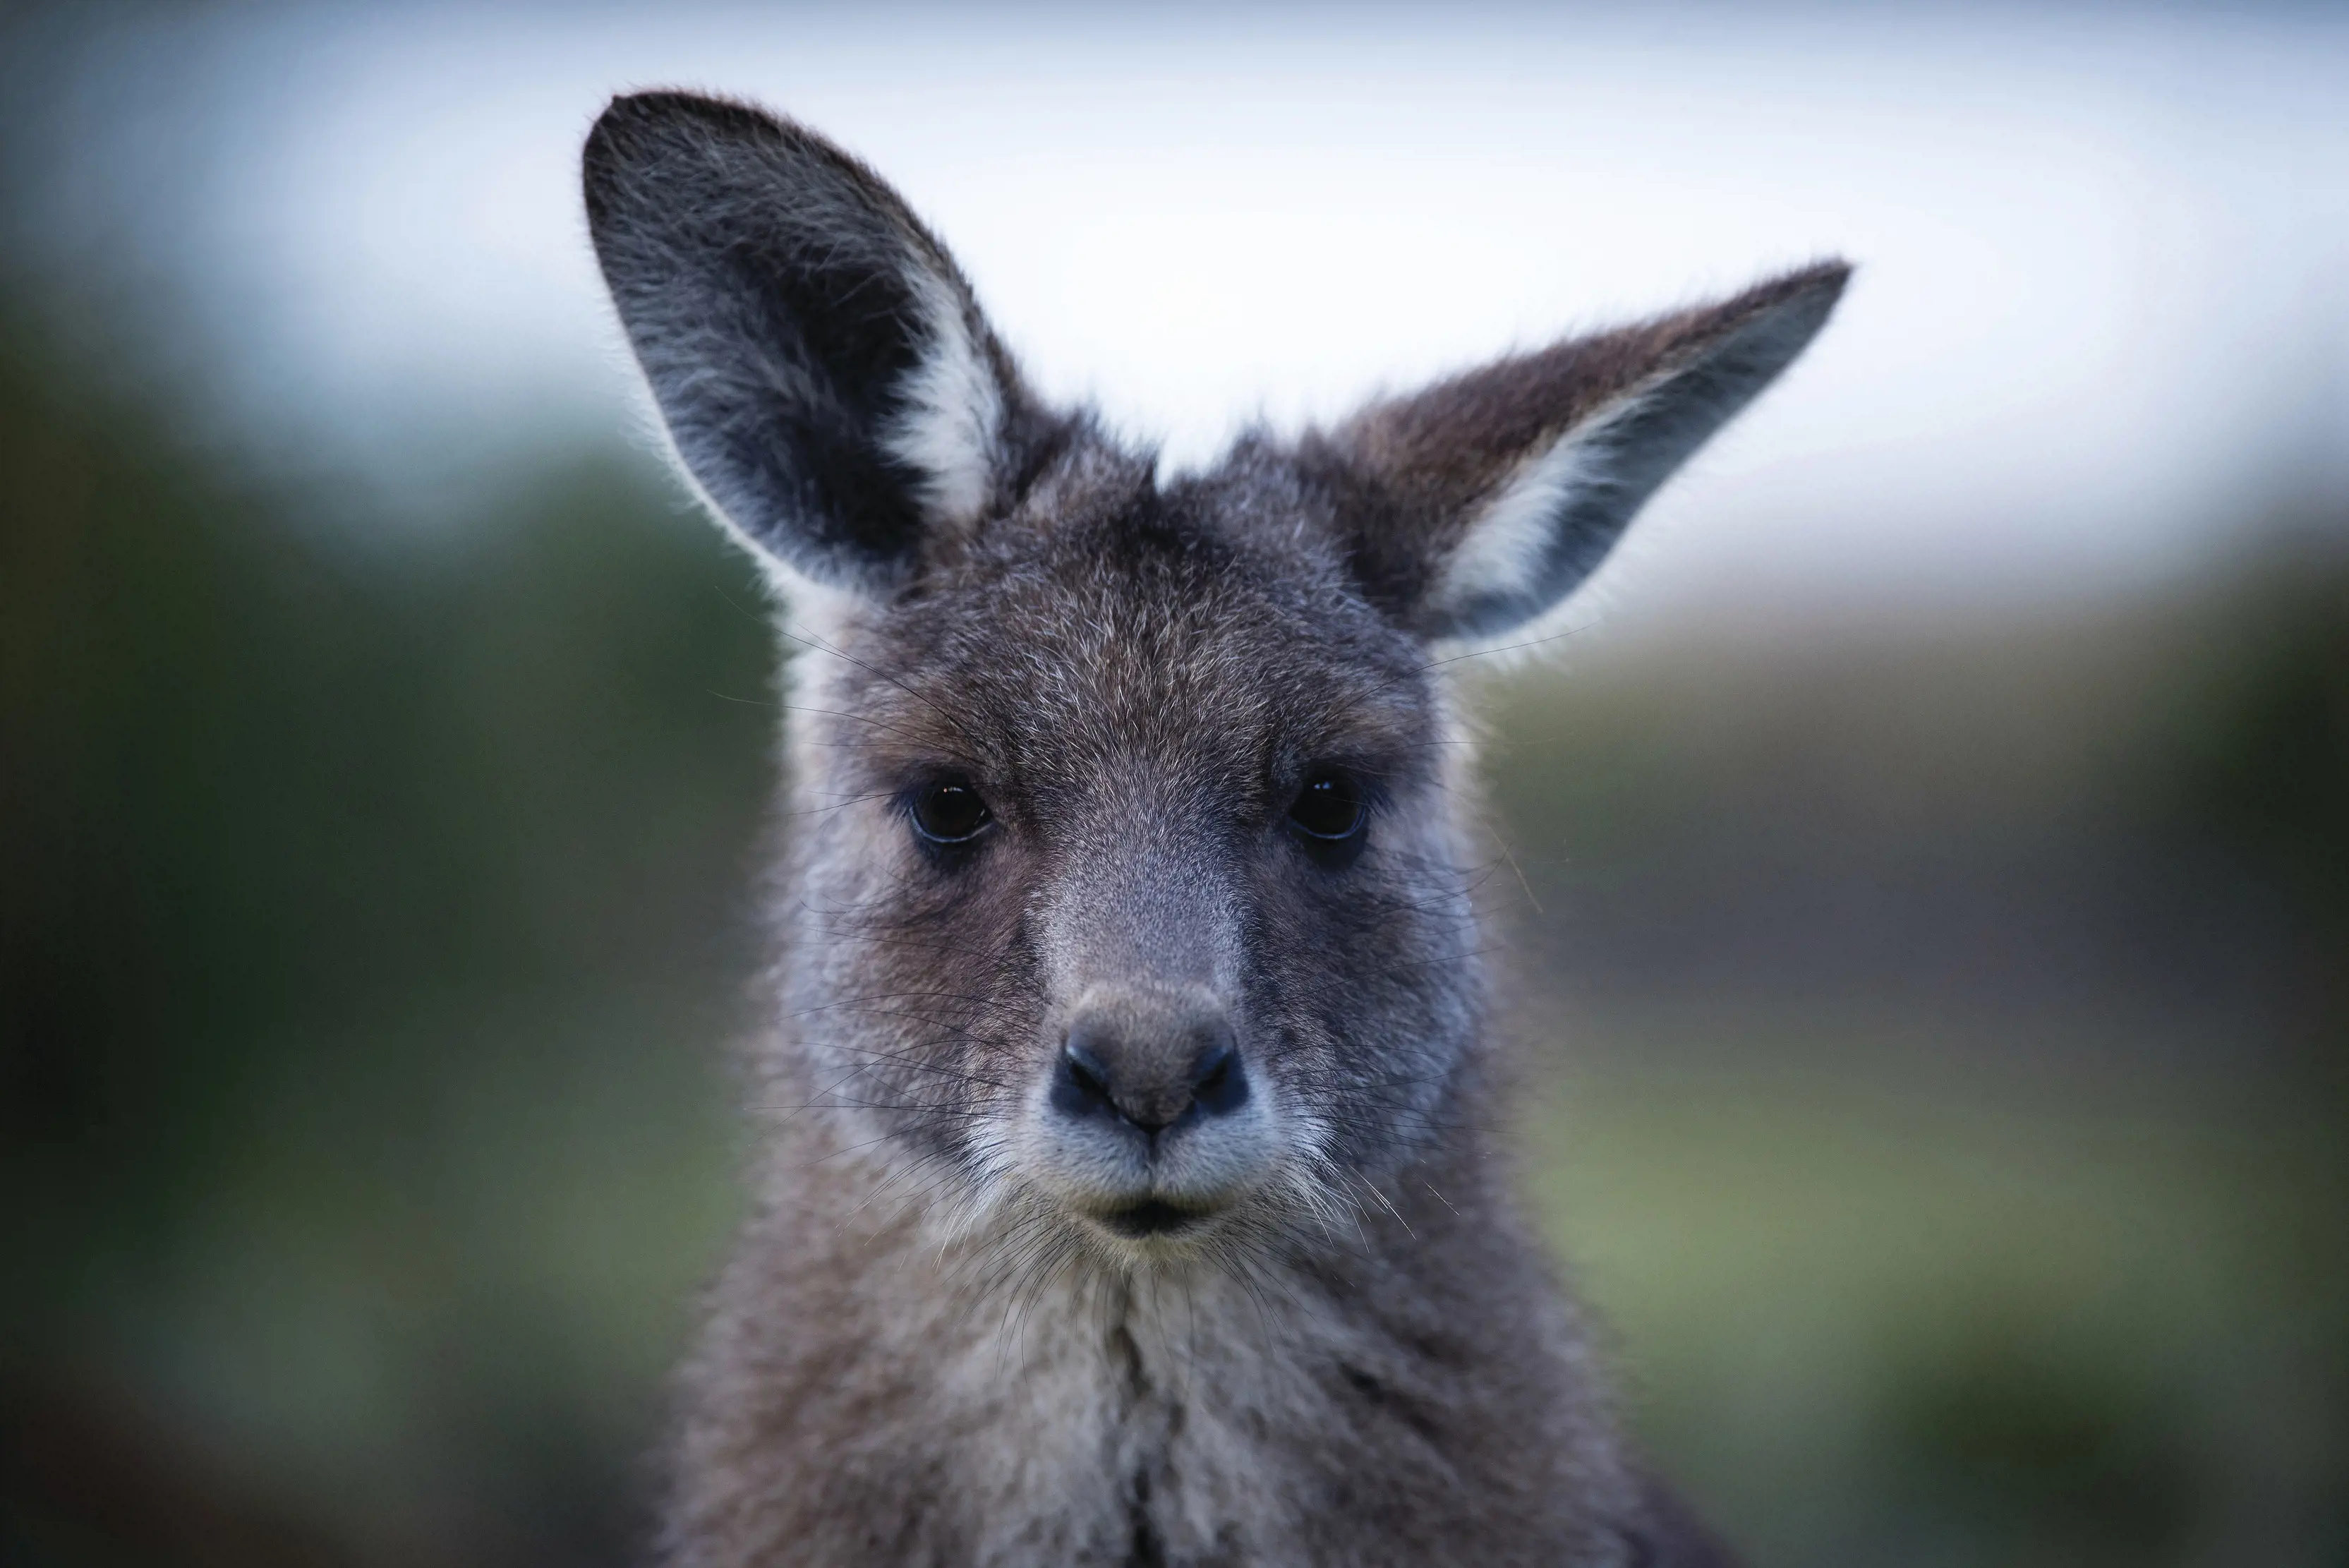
left=862, top=1270, right=1339, bottom=1565
left=771, top=1250, right=1631, bottom=1568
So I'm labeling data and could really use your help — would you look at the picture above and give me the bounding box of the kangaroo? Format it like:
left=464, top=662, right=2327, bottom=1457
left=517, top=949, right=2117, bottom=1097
left=583, top=90, right=1844, bottom=1567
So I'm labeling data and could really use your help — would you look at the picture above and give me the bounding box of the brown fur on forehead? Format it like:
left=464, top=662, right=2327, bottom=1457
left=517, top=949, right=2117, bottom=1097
left=819, top=447, right=1439, bottom=804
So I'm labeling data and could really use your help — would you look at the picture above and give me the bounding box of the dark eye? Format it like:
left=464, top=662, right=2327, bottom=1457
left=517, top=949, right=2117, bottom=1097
left=1287, top=771, right=1367, bottom=843
left=910, top=779, right=990, bottom=845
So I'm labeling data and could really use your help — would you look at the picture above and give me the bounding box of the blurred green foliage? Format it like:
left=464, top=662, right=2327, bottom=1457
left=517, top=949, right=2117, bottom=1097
left=1, top=294, right=770, bottom=1564
left=2174, top=537, right=2349, bottom=1080
left=1530, top=1056, right=2347, bottom=1568
left=3, top=275, right=2345, bottom=1567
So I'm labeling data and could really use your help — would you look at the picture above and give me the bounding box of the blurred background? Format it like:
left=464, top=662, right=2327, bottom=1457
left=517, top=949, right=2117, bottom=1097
left=3, top=3, right=2344, bottom=1565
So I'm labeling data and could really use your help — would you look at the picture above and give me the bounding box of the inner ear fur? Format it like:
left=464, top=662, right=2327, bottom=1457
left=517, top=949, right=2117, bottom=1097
left=584, top=92, right=1057, bottom=593
left=1301, top=260, right=1850, bottom=641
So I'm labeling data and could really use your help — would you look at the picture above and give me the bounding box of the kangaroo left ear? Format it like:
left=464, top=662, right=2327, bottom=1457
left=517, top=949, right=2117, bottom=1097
left=584, top=92, right=1056, bottom=596
left=1304, top=261, right=1850, bottom=641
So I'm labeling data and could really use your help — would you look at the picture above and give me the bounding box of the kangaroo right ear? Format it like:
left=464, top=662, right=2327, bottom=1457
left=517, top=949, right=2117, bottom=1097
left=1305, top=261, right=1849, bottom=642
left=584, top=92, right=1049, bottom=593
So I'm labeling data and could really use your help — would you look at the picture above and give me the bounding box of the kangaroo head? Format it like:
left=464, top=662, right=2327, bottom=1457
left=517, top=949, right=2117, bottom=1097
left=585, top=92, right=1844, bottom=1263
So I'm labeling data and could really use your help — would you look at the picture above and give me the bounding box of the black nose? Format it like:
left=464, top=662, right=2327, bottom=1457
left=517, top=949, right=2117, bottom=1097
left=1053, top=1009, right=1249, bottom=1135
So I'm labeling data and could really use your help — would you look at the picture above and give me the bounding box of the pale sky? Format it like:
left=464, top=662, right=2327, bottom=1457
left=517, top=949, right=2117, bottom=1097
left=25, top=2, right=2349, bottom=626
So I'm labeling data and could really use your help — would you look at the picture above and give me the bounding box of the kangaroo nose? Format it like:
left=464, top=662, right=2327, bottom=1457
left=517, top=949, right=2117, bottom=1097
left=1053, top=1009, right=1248, bottom=1134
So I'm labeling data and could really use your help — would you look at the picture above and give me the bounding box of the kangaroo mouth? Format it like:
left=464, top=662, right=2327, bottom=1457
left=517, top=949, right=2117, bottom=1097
left=1099, top=1200, right=1207, bottom=1238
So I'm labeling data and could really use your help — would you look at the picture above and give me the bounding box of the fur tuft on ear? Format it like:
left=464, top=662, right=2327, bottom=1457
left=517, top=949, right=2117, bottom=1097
left=583, top=92, right=1053, bottom=593
left=1304, top=261, right=1850, bottom=641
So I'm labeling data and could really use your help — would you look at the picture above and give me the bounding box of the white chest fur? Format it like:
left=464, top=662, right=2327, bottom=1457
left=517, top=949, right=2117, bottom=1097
left=863, top=1251, right=1353, bottom=1564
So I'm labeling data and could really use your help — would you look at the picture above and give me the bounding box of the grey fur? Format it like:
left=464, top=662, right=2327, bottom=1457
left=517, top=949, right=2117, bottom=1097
left=583, top=90, right=1844, bottom=1568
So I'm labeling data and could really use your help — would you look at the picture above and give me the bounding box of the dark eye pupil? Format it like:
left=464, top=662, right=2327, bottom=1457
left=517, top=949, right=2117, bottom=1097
left=1288, top=773, right=1365, bottom=840
left=912, top=782, right=989, bottom=843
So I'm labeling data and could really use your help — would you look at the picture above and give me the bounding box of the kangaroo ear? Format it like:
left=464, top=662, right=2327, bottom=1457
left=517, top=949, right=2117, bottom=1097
left=584, top=92, right=1048, bottom=593
left=1306, top=262, right=1850, bottom=641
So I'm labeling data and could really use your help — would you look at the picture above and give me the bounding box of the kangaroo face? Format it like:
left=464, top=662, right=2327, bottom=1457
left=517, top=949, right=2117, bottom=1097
left=785, top=453, right=1471, bottom=1255
left=583, top=90, right=1844, bottom=1267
